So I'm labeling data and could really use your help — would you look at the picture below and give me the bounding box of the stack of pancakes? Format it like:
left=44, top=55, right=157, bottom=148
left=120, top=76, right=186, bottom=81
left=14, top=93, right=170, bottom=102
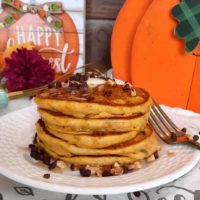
left=34, top=75, right=159, bottom=169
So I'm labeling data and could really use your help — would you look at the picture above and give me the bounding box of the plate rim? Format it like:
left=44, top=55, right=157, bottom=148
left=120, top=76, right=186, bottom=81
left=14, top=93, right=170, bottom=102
left=0, top=106, right=200, bottom=195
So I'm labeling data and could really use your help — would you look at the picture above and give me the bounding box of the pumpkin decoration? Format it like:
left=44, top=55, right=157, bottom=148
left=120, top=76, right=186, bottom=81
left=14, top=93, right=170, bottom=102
left=111, top=0, right=153, bottom=82
left=111, top=0, right=200, bottom=113
left=0, top=1, right=79, bottom=79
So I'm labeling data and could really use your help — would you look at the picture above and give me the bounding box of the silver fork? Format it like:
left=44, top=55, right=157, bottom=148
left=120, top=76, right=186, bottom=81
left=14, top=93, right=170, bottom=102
left=149, top=97, right=200, bottom=149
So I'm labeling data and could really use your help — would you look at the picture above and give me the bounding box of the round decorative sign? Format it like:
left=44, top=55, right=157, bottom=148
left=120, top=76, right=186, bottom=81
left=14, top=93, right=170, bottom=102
left=0, top=6, right=79, bottom=78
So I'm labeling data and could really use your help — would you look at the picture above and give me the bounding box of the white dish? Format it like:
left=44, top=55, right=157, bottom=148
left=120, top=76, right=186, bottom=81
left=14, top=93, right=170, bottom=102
left=0, top=106, right=200, bottom=195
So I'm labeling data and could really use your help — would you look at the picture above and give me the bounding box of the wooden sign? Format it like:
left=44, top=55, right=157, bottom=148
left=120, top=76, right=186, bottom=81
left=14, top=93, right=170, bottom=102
left=0, top=0, right=85, bottom=78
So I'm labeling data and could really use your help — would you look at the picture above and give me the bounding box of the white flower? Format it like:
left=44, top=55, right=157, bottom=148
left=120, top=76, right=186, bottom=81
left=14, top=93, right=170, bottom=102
left=47, top=16, right=53, bottom=23
left=22, top=5, right=28, bottom=11
left=0, top=22, right=5, bottom=28
left=43, top=4, right=49, bottom=12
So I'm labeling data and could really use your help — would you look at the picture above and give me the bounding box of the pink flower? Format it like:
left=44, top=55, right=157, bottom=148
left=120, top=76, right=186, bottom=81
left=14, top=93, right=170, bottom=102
left=3, top=48, right=54, bottom=92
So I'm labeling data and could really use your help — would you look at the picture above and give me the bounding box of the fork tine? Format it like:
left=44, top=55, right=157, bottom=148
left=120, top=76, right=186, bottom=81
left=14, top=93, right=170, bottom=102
left=150, top=110, right=171, bottom=136
left=151, top=106, right=176, bottom=133
left=151, top=97, right=179, bottom=132
left=149, top=116, right=171, bottom=144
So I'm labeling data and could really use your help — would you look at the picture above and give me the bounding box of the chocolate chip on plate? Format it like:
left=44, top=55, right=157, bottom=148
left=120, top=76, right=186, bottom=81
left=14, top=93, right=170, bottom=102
left=28, top=144, right=35, bottom=149
left=43, top=173, right=50, bottom=179
left=49, top=160, right=57, bottom=170
left=43, top=153, right=51, bottom=165
left=79, top=167, right=91, bottom=177
left=154, top=151, right=159, bottom=159
left=181, top=128, right=187, bottom=133
left=123, top=167, right=129, bottom=174
left=193, top=135, right=199, bottom=141
left=102, top=169, right=112, bottom=177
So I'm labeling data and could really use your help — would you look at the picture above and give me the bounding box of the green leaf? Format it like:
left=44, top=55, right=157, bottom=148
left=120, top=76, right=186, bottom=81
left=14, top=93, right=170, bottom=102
left=172, top=0, right=200, bottom=52
left=4, top=16, right=13, bottom=24
left=4, top=0, right=13, bottom=3
left=51, top=3, right=60, bottom=11
left=55, top=20, right=62, bottom=29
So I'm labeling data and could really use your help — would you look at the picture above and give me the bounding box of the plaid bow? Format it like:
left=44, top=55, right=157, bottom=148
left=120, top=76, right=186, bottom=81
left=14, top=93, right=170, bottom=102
left=172, top=0, right=200, bottom=53
left=0, top=0, right=63, bottom=30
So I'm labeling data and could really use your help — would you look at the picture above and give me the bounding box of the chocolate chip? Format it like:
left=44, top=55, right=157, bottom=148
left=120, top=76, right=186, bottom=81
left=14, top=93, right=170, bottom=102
left=102, top=169, right=112, bottom=177
left=43, top=173, right=50, bottom=179
left=28, top=144, right=35, bottom=149
left=104, top=90, right=112, bottom=97
left=133, top=191, right=141, bottom=197
left=79, top=167, right=91, bottom=177
left=70, top=164, right=80, bottom=171
left=122, top=83, right=130, bottom=92
left=30, top=147, right=39, bottom=159
left=199, top=132, right=200, bottom=135
left=68, top=82, right=81, bottom=91
left=49, top=160, right=57, bottom=170
left=37, top=152, right=45, bottom=161
left=181, top=128, right=187, bottom=133
left=154, top=151, right=159, bottom=159
left=33, top=133, right=37, bottom=144
left=123, top=167, right=129, bottom=174
left=70, top=164, right=76, bottom=171
left=36, top=149, right=45, bottom=161
left=193, top=135, right=199, bottom=141
left=43, top=153, right=51, bottom=165
left=171, top=132, right=177, bottom=141
left=29, top=96, right=34, bottom=99
left=69, top=73, right=88, bottom=83
left=79, top=75, right=88, bottom=83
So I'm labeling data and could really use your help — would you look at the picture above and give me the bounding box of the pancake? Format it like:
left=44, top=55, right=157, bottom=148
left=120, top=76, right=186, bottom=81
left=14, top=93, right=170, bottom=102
left=37, top=138, right=156, bottom=166
left=41, top=123, right=143, bottom=149
left=36, top=123, right=158, bottom=156
left=31, top=75, right=159, bottom=174
left=34, top=84, right=151, bottom=119
left=38, top=109, right=150, bottom=132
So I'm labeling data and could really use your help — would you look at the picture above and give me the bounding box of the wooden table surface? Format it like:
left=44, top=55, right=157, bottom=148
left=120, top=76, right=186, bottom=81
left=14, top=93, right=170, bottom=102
left=86, top=0, right=125, bottom=68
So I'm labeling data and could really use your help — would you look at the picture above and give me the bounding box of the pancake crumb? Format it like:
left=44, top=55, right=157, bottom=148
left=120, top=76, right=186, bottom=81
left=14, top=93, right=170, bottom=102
left=147, top=154, right=156, bottom=162
left=167, top=150, right=176, bottom=157
left=133, top=161, right=142, bottom=169
left=56, top=160, right=67, bottom=169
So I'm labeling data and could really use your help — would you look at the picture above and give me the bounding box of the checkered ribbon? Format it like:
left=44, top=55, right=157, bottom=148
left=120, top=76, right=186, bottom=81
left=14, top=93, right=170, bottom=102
left=0, top=0, right=63, bottom=30
left=172, top=0, right=200, bottom=53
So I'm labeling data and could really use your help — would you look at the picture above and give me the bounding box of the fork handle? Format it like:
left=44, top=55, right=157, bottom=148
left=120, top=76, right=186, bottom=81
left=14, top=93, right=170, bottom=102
left=187, top=139, right=200, bottom=150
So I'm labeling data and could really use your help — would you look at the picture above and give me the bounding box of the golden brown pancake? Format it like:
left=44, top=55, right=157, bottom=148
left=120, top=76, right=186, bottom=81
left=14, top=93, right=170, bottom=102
left=38, top=122, right=145, bottom=149
left=34, top=85, right=151, bottom=118
left=37, top=138, right=157, bottom=166
left=36, top=123, right=158, bottom=156
left=38, top=109, right=150, bottom=132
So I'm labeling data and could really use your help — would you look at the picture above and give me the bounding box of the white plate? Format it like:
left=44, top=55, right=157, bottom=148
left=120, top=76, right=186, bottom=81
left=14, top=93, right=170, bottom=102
left=0, top=106, right=200, bottom=195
